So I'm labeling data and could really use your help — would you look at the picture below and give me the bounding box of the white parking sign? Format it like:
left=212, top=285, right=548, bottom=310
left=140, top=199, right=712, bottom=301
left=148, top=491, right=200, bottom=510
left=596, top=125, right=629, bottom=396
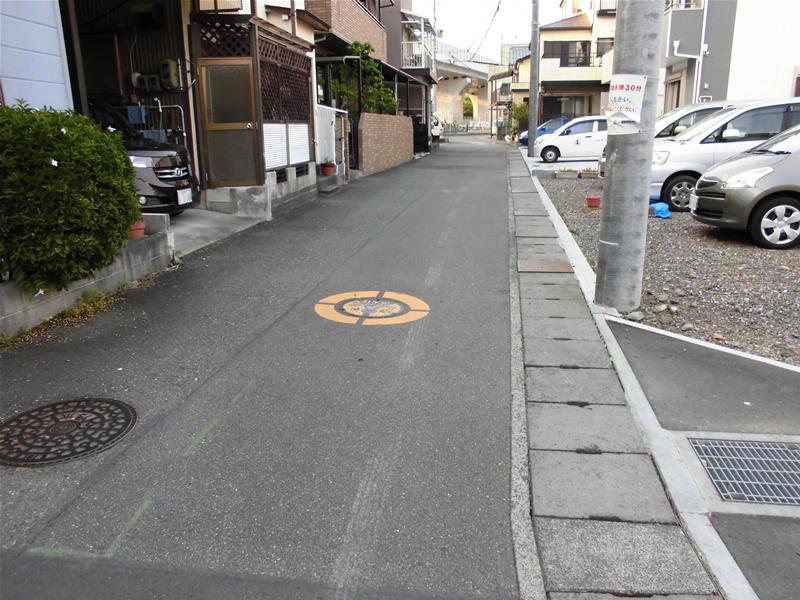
left=606, top=74, right=647, bottom=135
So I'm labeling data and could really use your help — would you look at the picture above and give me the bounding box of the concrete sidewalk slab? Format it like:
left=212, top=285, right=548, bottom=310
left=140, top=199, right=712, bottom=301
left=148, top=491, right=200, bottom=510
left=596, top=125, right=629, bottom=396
left=524, top=335, right=607, bottom=366
left=518, top=272, right=575, bottom=284
left=514, top=208, right=549, bottom=216
left=527, top=404, right=646, bottom=453
left=534, top=518, right=715, bottom=595
left=171, top=209, right=262, bottom=258
left=608, top=320, right=800, bottom=434
left=515, top=216, right=553, bottom=227
left=524, top=339, right=609, bottom=367
left=523, top=317, right=600, bottom=340
left=516, top=226, right=558, bottom=238
left=522, top=298, right=590, bottom=318
left=530, top=451, right=676, bottom=522
left=519, top=283, right=583, bottom=300
left=511, top=177, right=537, bottom=193
left=526, top=367, right=625, bottom=405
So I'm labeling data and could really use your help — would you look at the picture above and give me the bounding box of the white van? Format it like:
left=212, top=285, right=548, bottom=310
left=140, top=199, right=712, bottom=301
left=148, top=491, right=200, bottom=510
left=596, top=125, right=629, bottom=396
left=431, top=114, right=443, bottom=140
left=532, top=116, right=607, bottom=162
left=651, top=98, right=800, bottom=210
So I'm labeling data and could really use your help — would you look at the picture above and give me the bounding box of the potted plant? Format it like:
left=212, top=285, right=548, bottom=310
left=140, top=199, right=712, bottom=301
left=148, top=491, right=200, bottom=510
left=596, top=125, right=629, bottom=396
left=580, top=167, right=599, bottom=179
left=321, top=162, right=336, bottom=176
left=129, top=218, right=145, bottom=240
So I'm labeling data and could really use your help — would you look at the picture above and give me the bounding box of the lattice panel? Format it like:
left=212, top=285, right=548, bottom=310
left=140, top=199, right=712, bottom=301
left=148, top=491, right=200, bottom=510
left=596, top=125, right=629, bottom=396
left=199, top=22, right=251, bottom=57
left=280, top=67, right=310, bottom=121
left=257, top=36, right=311, bottom=72
left=260, top=60, right=282, bottom=121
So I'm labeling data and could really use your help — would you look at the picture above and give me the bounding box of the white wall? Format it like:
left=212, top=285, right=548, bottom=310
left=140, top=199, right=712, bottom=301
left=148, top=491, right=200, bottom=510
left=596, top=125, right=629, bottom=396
left=0, top=0, right=72, bottom=109
left=726, top=0, right=800, bottom=100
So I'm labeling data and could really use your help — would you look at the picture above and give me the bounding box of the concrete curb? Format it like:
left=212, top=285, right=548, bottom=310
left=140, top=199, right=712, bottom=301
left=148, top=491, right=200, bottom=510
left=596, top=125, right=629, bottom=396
left=528, top=164, right=758, bottom=600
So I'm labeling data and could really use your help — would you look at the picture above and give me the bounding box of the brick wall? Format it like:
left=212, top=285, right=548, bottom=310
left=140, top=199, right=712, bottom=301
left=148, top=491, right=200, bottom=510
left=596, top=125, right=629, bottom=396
left=306, top=0, right=387, bottom=61
left=357, top=113, right=413, bottom=176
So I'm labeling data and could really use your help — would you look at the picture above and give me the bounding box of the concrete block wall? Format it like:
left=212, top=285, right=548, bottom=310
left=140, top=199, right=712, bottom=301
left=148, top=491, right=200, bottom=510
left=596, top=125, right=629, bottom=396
left=204, top=164, right=317, bottom=220
left=357, top=113, right=413, bottom=176
left=306, top=0, right=387, bottom=61
left=0, top=232, right=172, bottom=337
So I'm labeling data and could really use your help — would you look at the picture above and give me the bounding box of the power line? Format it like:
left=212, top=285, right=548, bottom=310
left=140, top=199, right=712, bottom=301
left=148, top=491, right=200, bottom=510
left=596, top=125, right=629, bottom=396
left=466, top=0, right=502, bottom=62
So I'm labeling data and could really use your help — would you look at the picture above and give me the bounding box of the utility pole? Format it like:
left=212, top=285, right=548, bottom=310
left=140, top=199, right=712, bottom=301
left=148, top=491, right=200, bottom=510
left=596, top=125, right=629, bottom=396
left=594, top=0, right=664, bottom=311
left=527, top=0, right=539, bottom=157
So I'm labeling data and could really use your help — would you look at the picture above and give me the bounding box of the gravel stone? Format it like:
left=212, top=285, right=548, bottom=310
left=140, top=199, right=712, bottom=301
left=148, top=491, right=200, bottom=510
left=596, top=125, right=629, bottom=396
left=542, top=178, right=800, bottom=365
left=626, top=311, right=645, bottom=322
left=653, top=303, right=668, bottom=313
left=681, top=322, right=694, bottom=331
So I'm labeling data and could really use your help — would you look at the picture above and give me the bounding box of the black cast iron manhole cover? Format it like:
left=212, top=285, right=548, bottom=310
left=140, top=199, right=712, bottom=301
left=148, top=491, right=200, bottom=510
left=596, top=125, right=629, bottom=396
left=0, top=398, right=137, bottom=467
left=689, top=438, right=800, bottom=505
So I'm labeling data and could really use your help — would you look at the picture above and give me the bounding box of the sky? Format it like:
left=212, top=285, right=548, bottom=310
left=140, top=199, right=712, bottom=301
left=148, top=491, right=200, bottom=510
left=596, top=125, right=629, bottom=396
left=411, top=0, right=564, bottom=63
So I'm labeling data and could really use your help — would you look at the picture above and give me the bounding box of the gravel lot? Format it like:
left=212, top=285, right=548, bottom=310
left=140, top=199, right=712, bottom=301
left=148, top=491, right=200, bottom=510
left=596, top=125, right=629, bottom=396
left=540, top=177, right=800, bottom=366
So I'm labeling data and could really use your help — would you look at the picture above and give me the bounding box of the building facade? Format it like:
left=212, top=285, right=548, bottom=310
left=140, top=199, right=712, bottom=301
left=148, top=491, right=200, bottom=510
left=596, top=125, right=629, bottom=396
left=661, top=0, right=800, bottom=112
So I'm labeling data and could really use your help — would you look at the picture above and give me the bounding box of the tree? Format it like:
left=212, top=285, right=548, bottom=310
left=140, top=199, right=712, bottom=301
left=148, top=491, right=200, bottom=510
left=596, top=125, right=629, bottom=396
left=510, top=102, right=529, bottom=133
left=331, top=42, right=397, bottom=115
left=463, top=96, right=474, bottom=119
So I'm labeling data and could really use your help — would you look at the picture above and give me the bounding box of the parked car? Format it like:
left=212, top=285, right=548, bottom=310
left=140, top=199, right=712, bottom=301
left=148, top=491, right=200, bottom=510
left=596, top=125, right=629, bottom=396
left=690, top=124, right=800, bottom=249
left=532, top=116, right=607, bottom=162
left=431, top=114, right=443, bottom=140
left=90, top=104, right=198, bottom=215
left=649, top=98, right=800, bottom=211
left=518, top=117, right=570, bottom=145
left=598, top=101, right=732, bottom=176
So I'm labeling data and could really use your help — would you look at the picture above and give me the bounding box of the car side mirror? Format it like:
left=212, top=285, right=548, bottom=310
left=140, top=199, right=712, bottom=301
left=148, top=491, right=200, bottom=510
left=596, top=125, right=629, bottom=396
left=673, top=124, right=687, bottom=134
left=562, top=129, right=572, bottom=135
left=722, top=128, right=743, bottom=140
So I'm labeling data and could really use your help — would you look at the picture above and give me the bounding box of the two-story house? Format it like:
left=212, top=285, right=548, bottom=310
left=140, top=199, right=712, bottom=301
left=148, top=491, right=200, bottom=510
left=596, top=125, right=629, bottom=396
left=512, top=0, right=616, bottom=124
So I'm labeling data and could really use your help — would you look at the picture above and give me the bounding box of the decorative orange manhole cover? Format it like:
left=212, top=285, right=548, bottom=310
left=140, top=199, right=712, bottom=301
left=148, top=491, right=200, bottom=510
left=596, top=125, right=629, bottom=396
left=315, top=291, right=430, bottom=325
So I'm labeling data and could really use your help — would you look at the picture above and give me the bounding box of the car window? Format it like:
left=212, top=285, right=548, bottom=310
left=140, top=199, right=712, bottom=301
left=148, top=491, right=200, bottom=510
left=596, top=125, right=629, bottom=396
left=562, top=121, right=593, bottom=135
left=657, top=107, right=719, bottom=137
left=707, top=105, right=788, bottom=143
left=675, top=107, right=738, bottom=140
left=595, top=120, right=607, bottom=132
left=540, top=118, right=561, bottom=129
left=786, top=103, right=800, bottom=128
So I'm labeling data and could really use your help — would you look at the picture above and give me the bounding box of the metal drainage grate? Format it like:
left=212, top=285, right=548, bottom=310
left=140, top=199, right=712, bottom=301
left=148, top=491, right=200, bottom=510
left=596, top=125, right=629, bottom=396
left=0, top=398, right=137, bottom=467
left=689, top=438, right=800, bottom=505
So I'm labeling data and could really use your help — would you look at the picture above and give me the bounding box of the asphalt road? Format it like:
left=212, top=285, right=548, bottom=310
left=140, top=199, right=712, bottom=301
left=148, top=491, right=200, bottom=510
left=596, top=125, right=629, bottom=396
left=0, top=138, right=518, bottom=599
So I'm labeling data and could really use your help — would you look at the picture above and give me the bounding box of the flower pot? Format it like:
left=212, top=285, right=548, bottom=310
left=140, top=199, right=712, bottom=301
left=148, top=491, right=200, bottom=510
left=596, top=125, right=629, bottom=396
left=580, top=171, right=599, bottom=179
left=321, top=163, right=336, bottom=176
left=129, top=219, right=145, bottom=240
left=586, top=195, right=601, bottom=209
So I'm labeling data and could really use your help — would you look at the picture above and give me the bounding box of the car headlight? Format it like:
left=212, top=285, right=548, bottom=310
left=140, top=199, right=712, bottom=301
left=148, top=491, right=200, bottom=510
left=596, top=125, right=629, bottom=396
left=129, top=155, right=154, bottom=168
left=721, top=167, right=774, bottom=189
left=652, top=151, right=670, bottom=166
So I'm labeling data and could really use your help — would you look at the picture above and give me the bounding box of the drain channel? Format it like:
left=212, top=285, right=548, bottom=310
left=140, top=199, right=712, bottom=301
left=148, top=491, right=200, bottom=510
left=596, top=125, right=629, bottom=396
left=689, top=438, right=800, bottom=505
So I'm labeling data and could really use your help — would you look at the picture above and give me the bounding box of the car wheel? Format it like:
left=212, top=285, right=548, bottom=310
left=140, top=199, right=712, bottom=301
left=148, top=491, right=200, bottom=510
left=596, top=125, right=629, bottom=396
left=748, top=197, right=800, bottom=249
left=662, top=174, right=697, bottom=212
left=541, top=146, right=560, bottom=163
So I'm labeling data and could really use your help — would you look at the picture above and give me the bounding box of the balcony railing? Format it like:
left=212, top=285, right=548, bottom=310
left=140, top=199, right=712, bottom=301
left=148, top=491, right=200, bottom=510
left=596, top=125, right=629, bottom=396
left=550, top=53, right=603, bottom=68
left=402, top=40, right=433, bottom=69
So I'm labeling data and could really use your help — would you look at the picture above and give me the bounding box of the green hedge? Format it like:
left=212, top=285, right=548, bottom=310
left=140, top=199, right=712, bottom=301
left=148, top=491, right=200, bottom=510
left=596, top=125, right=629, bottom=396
left=0, top=103, right=140, bottom=294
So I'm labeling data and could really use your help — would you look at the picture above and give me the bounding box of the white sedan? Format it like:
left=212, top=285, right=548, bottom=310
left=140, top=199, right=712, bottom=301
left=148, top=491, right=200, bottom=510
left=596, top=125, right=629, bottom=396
left=533, top=116, right=608, bottom=163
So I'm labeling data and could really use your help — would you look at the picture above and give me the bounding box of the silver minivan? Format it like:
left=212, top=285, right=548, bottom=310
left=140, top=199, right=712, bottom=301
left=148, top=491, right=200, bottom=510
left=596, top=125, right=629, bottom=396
left=598, top=101, right=730, bottom=176
left=650, top=98, right=800, bottom=210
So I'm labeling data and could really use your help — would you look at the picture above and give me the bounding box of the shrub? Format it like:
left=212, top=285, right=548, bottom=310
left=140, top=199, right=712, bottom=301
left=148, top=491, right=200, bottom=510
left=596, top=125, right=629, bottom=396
left=0, top=102, right=140, bottom=294
left=330, top=42, right=398, bottom=115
